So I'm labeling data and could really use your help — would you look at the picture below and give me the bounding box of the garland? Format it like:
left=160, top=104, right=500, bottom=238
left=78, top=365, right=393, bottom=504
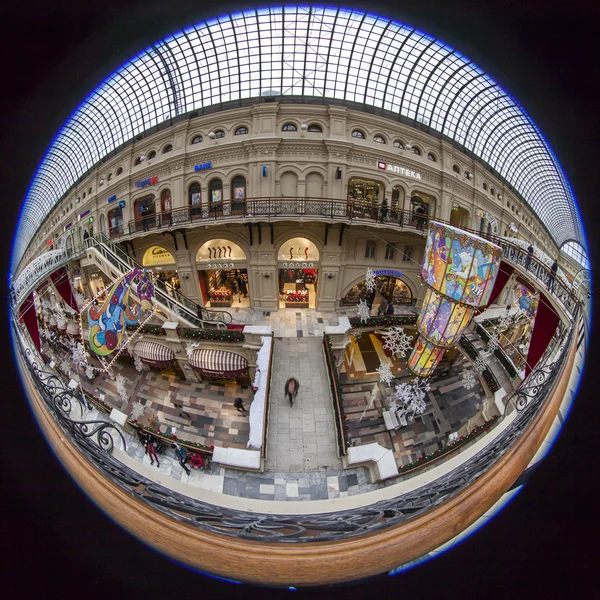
left=178, top=328, right=245, bottom=343
left=349, top=315, right=417, bottom=328
left=397, top=416, right=499, bottom=474
left=125, top=323, right=166, bottom=336
left=322, top=335, right=350, bottom=453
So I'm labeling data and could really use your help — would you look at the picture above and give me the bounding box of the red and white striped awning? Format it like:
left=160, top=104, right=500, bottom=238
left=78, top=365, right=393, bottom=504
left=189, top=349, right=248, bottom=378
left=134, top=341, right=175, bottom=367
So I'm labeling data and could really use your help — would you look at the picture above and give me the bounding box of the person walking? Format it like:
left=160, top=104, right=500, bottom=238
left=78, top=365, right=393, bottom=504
left=144, top=433, right=160, bottom=467
left=415, top=204, right=427, bottom=231
left=171, top=442, right=191, bottom=475
left=234, top=397, right=248, bottom=414
left=366, top=289, right=376, bottom=311
left=284, top=377, right=300, bottom=407
left=548, top=259, right=558, bottom=293
left=380, top=198, right=388, bottom=222
left=377, top=295, right=388, bottom=316
left=385, top=298, right=395, bottom=315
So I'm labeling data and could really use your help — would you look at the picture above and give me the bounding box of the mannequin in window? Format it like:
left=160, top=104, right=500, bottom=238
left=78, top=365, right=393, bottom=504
left=290, top=247, right=294, bottom=260
left=222, top=246, right=227, bottom=258
left=208, top=247, right=213, bottom=259
left=304, top=247, right=309, bottom=260
left=228, top=246, right=232, bottom=258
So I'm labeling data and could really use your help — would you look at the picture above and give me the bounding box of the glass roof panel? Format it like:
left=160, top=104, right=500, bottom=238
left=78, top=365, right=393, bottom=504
left=12, top=4, right=586, bottom=271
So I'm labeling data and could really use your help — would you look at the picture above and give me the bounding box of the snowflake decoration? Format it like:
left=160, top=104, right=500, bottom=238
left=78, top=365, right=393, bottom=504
left=133, top=355, right=144, bottom=372
left=462, top=370, right=477, bottom=390
left=71, top=342, right=89, bottom=368
left=387, top=378, right=430, bottom=425
left=59, top=359, right=71, bottom=376
left=357, top=299, right=370, bottom=323
left=487, top=335, right=500, bottom=353
left=85, top=365, right=95, bottom=380
left=73, top=291, right=85, bottom=309
left=497, top=311, right=514, bottom=330
left=185, top=341, right=199, bottom=360
left=474, top=355, right=487, bottom=373
left=377, top=361, right=394, bottom=385
left=131, top=401, right=146, bottom=420
left=365, top=268, right=376, bottom=293
left=115, top=374, right=128, bottom=402
left=381, top=327, right=413, bottom=358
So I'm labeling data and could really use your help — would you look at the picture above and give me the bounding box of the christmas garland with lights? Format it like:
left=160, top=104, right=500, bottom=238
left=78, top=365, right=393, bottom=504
left=178, top=327, right=245, bottom=343
left=126, top=323, right=166, bottom=336
left=322, top=335, right=350, bottom=453
left=349, top=315, right=417, bottom=328
left=397, top=416, right=499, bottom=474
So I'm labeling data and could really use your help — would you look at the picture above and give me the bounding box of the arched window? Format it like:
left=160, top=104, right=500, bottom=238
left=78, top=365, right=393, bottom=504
left=214, top=130, right=225, bottom=138
left=209, top=178, right=223, bottom=202
left=107, top=173, right=112, bottom=181
left=88, top=187, right=92, bottom=194
left=427, top=152, right=437, bottom=162
left=411, top=146, right=422, bottom=156
left=191, top=135, right=203, bottom=144
left=282, top=123, right=297, bottom=131
left=234, top=127, right=248, bottom=135
left=393, top=140, right=404, bottom=149
left=188, top=182, right=201, bottom=214
left=231, top=175, right=246, bottom=213
left=452, top=164, right=460, bottom=173
left=373, top=135, right=386, bottom=144
left=307, top=123, right=322, bottom=133
left=351, top=130, right=365, bottom=139
left=162, top=144, right=173, bottom=154
left=280, top=171, right=298, bottom=197
left=483, top=182, right=488, bottom=190
left=116, top=167, right=123, bottom=175
left=147, top=150, right=156, bottom=160
left=83, top=192, right=86, bottom=199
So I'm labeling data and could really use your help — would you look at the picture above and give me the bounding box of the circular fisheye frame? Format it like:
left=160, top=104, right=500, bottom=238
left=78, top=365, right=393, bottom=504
left=9, top=4, right=590, bottom=587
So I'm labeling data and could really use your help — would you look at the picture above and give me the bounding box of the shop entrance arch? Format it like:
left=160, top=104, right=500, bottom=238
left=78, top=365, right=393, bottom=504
left=276, top=237, right=320, bottom=309
left=341, top=271, right=414, bottom=308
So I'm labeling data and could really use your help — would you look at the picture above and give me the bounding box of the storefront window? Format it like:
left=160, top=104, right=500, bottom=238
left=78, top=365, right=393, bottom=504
left=341, top=276, right=412, bottom=307
left=391, top=185, right=405, bottom=219
left=231, top=175, right=246, bottom=214
left=161, top=189, right=172, bottom=226
left=134, top=195, right=156, bottom=232
left=277, top=237, right=320, bottom=309
left=347, top=177, right=385, bottom=219
left=189, top=182, right=201, bottom=218
left=107, top=206, right=123, bottom=237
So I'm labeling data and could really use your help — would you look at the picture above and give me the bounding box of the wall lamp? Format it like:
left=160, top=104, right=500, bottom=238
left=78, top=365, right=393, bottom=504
left=326, top=273, right=336, bottom=279
left=262, top=273, right=271, bottom=279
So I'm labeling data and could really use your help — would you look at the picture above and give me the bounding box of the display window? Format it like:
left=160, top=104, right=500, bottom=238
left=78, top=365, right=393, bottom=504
left=160, top=189, right=172, bottom=226
left=107, top=207, right=123, bottom=237
left=341, top=275, right=412, bottom=307
left=209, top=178, right=223, bottom=216
left=231, top=175, right=246, bottom=214
left=278, top=268, right=318, bottom=309
left=142, top=246, right=179, bottom=295
left=87, top=272, right=106, bottom=297
left=196, top=239, right=250, bottom=308
left=347, top=177, right=385, bottom=218
left=134, top=195, right=156, bottom=232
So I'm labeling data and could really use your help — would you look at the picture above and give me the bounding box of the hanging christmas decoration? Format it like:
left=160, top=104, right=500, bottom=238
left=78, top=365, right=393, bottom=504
left=59, top=358, right=71, bottom=376
left=365, top=268, right=376, bottom=293
left=381, top=326, right=413, bottom=358
left=85, top=365, right=95, bottom=380
left=185, top=341, right=200, bottom=359
left=133, top=354, right=144, bottom=372
left=462, top=370, right=477, bottom=390
left=115, top=374, right=128, bottom=403
left=474, top=355, right=487, bottom=373
left=387, top=378, right=431, bottom=426
left=487, top=334, right=500, bottom=353
left=376, top=361, right=394, bottom=385
left=71, top=342, right=89, bottom=369
left=357, top=299, right=370, bottom=323
left=131, top=401, right=146, bottom=420
left=72, top=290, right=85, bottom=309
left=408, top=223, right=501, bottom=377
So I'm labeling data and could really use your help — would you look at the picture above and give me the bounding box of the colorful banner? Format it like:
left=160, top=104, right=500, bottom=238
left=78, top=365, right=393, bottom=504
left=87, top=268, right=154, bottom=356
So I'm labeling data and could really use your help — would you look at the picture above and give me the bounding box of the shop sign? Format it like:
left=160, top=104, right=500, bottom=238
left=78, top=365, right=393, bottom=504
left=79, top=209, right=90, bottom=218
left=194, top=162, right=212, bottom=171
left=373, top=269, right=404, bottom=278
left=281, top=262, right=315, bottom=268
left=118, top=200, right=126, bottom=209
left=134, top=176, right=158, bottom=189
left=207, top=263, right=235, bottom=269
left=376, top=161, right=422, bottom=180
left=107, top=194, right=117, bottom=203
left=64, top=223, right=72, bottom=230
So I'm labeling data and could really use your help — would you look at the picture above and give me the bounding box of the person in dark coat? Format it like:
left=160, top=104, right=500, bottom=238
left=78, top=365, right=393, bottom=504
left=171, top=442, right=191, bottom=475
left=284, top=377, right=300, bottom=407
left=377, top=295, right=388, bottom=316
left=234, top=397, right=247, bottom=414
left=548, top=259, right=558, bottom=292
left=366, top=289, right=376, bottom=310
left=239, top=276, right=248, bottom=298
left=380, top=198, right=388, bottom=222
left=385, top=298, right=395, bottom=315
left=526, top=242, right=534, bottom=270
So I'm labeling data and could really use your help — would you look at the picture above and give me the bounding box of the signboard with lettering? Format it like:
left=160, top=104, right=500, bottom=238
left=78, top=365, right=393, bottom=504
left=376, top=161, right=422, bottom=180
left=194, top=162, right=212, bottom=171
left=134, top=176, right=158, bottom=189
left=107, top=195, right=117, bottom=203
left=373, top=269, right=404, bottom=278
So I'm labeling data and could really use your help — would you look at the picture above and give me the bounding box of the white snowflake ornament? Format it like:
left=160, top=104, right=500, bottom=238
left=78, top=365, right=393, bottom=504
left=357, top=299, right=370, bottom=323
left=487, top=335, right=500, bottom=353
left=474, top=355, right=487, bottom=373
left=377, top=361, right=394, bottom=385
left=381, top=327, right=413, bottom=358
left=131, top=401, right=146, bottom=420
left=85, top=365, right=95, bottom=380
left=185, top=341, right=199, bottom=360
left=133, top=355, right=144, bottom=372
left=365, top=268, right=376, bottom=293
left=462, top=370, right=477, bottom=390
left=115, top=374, right=128, bottom=402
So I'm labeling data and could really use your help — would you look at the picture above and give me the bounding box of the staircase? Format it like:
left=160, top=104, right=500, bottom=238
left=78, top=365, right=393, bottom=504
left=84, top=235, right=232, bottom=329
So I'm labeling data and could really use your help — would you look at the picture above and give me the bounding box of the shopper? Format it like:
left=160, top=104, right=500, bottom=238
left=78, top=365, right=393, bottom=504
left=526, top=242, right=534, bottom=270
left=415, top=204, right=427, bottom=231
left=144, top=434, right=160, bottom=467
left=380, top=198, right=388, bottom=222
left=385, top=298, right=395, bottom=315
left=234, top=397, right=248, bottom=414
left=284, top=377, right=300, bottom=407
left=548, top=259, right=558, bottom=293
left=366, top=289, right=376, bottom=311
left=171, top=442, right=191, bottom=475
left=377, top=295, right=388, bottom=316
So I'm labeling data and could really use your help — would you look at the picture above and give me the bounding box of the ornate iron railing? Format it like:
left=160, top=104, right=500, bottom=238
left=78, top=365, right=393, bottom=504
left=12, top=287, right=577, bottom=544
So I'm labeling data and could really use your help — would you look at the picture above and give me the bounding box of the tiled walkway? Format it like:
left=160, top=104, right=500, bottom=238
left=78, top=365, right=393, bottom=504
left=265, top=337, right=342, bottom=473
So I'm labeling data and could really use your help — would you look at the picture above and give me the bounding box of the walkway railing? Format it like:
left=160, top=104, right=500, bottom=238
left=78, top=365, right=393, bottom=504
left=12, top=298, right=577, bottom=542
left=322, top=335, right=349, bottom=457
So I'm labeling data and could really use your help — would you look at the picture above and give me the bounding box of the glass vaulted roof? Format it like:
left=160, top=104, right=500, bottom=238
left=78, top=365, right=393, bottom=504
left=12, top=4, right=586, bottom=272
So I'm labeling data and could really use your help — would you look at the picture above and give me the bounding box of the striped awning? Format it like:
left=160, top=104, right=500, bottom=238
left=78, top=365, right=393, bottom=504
left=134, top=341, right=175, bottom=367
left=189, top=349, right=248, bottom=378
